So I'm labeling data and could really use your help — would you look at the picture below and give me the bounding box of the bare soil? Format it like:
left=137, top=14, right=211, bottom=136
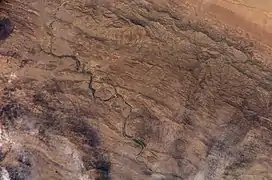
left=0, top=0, right=272, bottom=180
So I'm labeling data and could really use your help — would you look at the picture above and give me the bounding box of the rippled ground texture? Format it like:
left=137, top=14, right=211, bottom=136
left=0, top=0, right=272, bottom=180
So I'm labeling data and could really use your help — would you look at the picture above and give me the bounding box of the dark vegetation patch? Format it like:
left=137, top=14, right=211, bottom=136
left=0, top=18, right=13, bottom=40
left=5, top=163, right=31, bottom=180
left=0, top=103, right=25, bottom=125
left=67, top=118, right=100, bottom=147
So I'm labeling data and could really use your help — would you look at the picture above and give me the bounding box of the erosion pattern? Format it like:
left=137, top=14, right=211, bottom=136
left=0, top=0, right=272, bottom=180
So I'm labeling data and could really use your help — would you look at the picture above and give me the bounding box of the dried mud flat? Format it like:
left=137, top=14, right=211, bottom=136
left=0, top=0, right=272, bottom=180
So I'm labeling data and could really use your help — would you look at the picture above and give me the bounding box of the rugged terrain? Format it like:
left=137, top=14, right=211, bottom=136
left=0, top=0, right=272, bottom=179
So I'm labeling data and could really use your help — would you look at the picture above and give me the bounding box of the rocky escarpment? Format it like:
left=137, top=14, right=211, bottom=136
left=0, top=0, right=271, bottom=180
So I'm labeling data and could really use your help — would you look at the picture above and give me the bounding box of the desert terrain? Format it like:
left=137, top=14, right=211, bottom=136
left=0, top=0, right=271, bottom=179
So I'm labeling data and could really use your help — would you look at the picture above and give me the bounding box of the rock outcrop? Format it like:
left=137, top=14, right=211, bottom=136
left=0, top=0, right=271, bottom=179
